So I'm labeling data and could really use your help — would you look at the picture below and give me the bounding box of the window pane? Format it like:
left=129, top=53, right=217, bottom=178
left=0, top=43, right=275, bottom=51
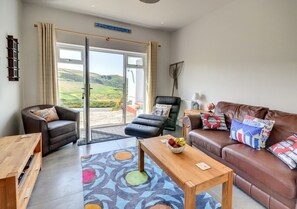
left=59, top=49, right=82, bottom=61
left=128, top=56, right=143, bottom=66
left=58, top=63, right=83, bottom=71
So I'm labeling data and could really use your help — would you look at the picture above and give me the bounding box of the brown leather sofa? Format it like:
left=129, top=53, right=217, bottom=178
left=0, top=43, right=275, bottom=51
left=184, top=101, right=297, bottom=209
left=22, top=105, right=80, bottom=156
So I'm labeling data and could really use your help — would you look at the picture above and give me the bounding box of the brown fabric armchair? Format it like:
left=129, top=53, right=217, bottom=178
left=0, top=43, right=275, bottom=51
left=21, top=105, right=80, bottom=156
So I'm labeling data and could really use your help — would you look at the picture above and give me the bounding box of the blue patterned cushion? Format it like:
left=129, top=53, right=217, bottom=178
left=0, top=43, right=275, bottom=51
left=243, top=115, right=275, bottom=148
left=230, top=119, right=263, bottom=150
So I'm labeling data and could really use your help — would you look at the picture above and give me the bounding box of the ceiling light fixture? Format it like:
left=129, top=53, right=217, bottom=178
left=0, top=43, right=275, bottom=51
left=139, top=0, right=160, bottom=4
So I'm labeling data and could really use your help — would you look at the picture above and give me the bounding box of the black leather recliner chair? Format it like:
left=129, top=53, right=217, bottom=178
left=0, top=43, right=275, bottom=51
left=125, top=96, right=181, bottom=138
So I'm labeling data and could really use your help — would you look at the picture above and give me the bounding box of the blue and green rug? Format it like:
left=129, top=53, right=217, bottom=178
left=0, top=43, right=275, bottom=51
left=81, top=147, right=221, bottom=209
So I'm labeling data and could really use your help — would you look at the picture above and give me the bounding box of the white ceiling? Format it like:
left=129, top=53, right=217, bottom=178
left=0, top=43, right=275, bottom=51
left=23, top=0, right=233, bottom=31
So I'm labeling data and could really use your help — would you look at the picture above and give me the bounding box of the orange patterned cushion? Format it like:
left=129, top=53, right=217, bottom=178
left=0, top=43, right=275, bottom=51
left=32, top=107, right=59, bottom=122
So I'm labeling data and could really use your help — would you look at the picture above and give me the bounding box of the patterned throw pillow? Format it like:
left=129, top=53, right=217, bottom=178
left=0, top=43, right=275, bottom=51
left=31, top=107, right=59, bottom=122
left=230, top=119, right=263, bottom=150
left=152, top=104, right=172, bottom=117
left=268, top=134, right=297, bottom=169
left=200, top=113, right=228, bottom=131
left=243, top=115, right=275, bottom=148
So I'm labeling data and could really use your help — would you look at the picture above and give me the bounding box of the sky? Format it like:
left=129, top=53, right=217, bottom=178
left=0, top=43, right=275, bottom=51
left=58, top=49, right=145, bottom=76
left=58, top=50, right=124, bottom=75
left=89, top=51, right=124, bottom=75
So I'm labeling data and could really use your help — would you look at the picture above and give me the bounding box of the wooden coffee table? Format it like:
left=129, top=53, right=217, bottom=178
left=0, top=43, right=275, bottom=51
left=138, top=135, right=233, bottom=209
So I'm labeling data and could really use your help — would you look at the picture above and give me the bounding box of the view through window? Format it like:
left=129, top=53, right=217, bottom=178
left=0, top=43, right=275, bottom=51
left=57, top=43, right=145, bottom=131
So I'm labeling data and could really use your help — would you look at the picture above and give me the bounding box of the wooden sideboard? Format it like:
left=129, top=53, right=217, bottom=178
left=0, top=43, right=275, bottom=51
left=0, top=133, right=42, bottom=209
left=182, top=109, right=209, bottom=138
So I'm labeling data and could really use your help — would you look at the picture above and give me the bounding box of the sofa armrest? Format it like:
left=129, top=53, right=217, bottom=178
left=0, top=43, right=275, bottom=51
left=21, top=111, right=51, bottom=155
left=55, top=106, right=80, bottom=138
left=183, top=114, right=202, bottom=132
left=55, top=106, right=79, bottom=120
left=22, top=111, right=47, bottom=133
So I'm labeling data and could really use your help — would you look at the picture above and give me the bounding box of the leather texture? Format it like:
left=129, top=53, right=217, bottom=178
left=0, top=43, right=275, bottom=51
left=48, top=120, right=76, bottom=138
left=22, top=105, right=80, bottom=156
left=223, top=144, right=297, bottom=200
left=215, top=101, right=268, bottom=128
left=185, top=101, right=297, bottom=209
left=155, top=96, right=181, bottom=131
left=264, top=110, right=297, bottom=147
left=233, top=174, right=292, bottom=209
left=131, top=117, right=165, bottom=128
left=189, top=129, right=236, bottom=157
left=183, top=114, right=202, bottom=132
left=125, top=96, right=181, bottom=138
left=124, top=123, right=161, bottom=138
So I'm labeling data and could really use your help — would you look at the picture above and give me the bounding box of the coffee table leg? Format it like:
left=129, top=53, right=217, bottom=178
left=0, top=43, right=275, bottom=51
left=138, top=144, right=144, bottom=172
left=184, top=181, right=195, bottom=209
left=221, top=171, right=233, bottom=209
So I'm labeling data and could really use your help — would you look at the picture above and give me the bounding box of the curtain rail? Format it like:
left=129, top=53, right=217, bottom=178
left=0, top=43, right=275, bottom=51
left=34, top=24, right=161, bottom=47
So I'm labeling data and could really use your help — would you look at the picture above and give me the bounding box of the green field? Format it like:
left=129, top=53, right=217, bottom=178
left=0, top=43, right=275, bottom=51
left=58, top=69, right=123, bottom=108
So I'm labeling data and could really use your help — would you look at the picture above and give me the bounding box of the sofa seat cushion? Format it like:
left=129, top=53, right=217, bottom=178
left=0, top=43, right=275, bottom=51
left=222, top=144, right=297, bottom=199
left=189, top=129, right=237, bottom=157
left=47, top=120, right=76, bottom=138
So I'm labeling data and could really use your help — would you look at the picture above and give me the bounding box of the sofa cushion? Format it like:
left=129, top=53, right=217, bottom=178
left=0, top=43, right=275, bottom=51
left=230, top=119, right=263, bottom=150
left=223, top=144, right=297, bottom=200
left=268, top=134, right=297, bottom=169
left=215, top=101, right=269, bottom=128
left=200, top=113, right=228, bottom=131
left=189, top=129, right=237, bottom=157
left=47, top=120, right=76, bottom=138
left=243, top=115, right=275, bottom=148
left=264, top=110, right=297, bottom=147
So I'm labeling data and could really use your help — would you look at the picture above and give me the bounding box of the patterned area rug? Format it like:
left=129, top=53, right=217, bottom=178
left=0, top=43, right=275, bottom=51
left=78, top=125, right=130, bottom=146
left=81, top=147, right=221, bottom=209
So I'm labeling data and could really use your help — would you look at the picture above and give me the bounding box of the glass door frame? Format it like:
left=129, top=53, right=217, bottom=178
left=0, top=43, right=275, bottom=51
left=57, top=40, right=146, bottom=144
left=87, top=47, right=146, bottom=126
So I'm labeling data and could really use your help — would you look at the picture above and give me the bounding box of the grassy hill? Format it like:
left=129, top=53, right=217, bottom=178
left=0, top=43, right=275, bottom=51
left=58, top=69, right=123, bottom=108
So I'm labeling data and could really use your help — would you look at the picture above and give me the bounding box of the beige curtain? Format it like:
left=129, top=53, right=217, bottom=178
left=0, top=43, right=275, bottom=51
left=37, top=23, right=58, bottom=105
left=146, top=41, right=158, bottom=113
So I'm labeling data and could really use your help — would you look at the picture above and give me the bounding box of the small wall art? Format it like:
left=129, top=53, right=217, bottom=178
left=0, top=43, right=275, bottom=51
left=6, top=35, right=19, bottom=81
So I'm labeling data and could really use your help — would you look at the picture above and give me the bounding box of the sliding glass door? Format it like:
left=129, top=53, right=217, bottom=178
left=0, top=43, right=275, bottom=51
left=88, top=49, right=125, bottom=127
left=57, top=41, right=145, bottom=143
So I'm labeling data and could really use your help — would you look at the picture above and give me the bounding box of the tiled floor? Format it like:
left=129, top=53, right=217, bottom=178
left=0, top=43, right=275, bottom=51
left=27, top=129, right=265, bottom=209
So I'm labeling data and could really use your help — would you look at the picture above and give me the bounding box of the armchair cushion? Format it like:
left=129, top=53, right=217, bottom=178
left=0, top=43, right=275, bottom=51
left=48, top=120, right=76, bottom=138
left=31, top=107, right=59, bottom=122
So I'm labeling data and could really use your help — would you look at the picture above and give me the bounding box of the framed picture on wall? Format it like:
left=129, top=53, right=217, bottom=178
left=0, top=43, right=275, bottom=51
left=191, top=101, right=199, bottom=110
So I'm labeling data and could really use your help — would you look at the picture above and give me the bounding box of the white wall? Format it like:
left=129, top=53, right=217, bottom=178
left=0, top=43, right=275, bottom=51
left=21, top=3, right=171, bottom=108
left=170, top=0, right=297, bottom=116
left=0, top=0, right=22, bottom=136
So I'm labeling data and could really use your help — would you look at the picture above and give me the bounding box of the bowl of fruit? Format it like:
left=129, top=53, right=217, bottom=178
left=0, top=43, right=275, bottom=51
left=167, top=137, right=186, bottom=154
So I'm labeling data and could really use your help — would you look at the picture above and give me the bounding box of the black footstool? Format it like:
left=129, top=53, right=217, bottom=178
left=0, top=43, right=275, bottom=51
left=125, top=114, right=167, bottom=138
